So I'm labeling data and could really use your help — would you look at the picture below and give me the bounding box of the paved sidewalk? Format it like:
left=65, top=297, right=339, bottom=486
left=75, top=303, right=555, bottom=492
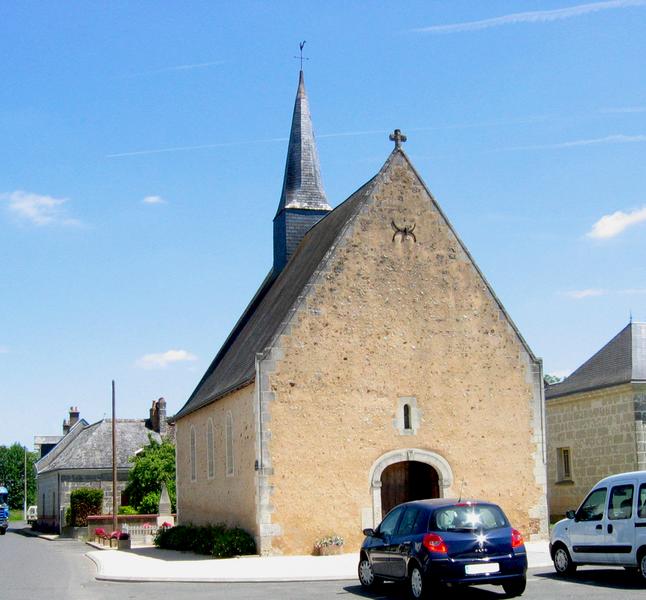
left=86, top=540, right=552, bottom=583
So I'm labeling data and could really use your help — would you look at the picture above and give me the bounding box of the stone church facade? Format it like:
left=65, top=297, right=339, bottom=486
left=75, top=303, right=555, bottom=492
left=174, top=71, right=548, bottom=555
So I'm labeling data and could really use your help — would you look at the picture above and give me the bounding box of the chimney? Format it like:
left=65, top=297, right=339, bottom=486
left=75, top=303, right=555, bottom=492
left=150, top=397, right=167, bottom=436
left=69, top=406, right=80, bottom=427
left=62, top=418, right=70, bottom=435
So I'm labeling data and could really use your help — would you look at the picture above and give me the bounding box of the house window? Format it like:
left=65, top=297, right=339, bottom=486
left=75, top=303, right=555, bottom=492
left=557, top=447, right=572, bottom=481
left=226, top=412, right=234, bottom=477
left=207, top=419, right=215, bottom=479
left=190, top=427, right=197, bottom=482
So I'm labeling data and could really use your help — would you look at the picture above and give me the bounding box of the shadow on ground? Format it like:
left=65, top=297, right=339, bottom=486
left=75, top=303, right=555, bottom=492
left=535, top=567, right=645, bottom=591
left=343, top=582, right=507, bottom=599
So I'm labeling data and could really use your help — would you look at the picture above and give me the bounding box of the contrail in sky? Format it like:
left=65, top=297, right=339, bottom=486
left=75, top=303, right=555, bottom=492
left=501, top=134, right=646, bottom=151
left=411, top=0, right=646, bottom=34
left=123, top=61, right=225, bottom=78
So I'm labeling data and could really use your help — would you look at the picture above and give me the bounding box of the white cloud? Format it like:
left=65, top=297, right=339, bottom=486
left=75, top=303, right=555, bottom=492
left=135, top=349, right=198, bottom=369
left=563, top=289, right=607, bottom=299
left=587, top=205, right=646, bottom=239
left=0, top=190, right=82, bottom=226
left=142, top=195, right=166, bottom=205
left=411, top=0, right=646, bottom=34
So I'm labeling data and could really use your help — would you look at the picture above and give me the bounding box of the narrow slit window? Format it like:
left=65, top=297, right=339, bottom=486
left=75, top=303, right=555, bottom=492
left=226, top=412, right=234, bottom=476
left=403, top=404, right=411, bottom=430
left=190, top=427, right=197, bottom=481
left=207, top=419, right=215, bottom=479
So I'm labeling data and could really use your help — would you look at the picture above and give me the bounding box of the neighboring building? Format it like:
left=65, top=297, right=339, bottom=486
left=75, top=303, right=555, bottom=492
left=545, top=322, right=646, bottom=518
left=174, top=70, right=548, bottom=555
left=35, top=399, right=168, bottom=531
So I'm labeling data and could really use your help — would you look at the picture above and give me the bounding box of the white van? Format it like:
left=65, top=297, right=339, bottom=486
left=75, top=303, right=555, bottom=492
left=550, top=470, right=646, bottom=580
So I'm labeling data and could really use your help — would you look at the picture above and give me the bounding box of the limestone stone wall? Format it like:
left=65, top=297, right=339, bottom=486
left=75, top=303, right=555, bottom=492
left=259, top=153, right=547, bottom=555
left=546, top=384, right=638, bottom=518
left=176, top=385, right=257, bottom=537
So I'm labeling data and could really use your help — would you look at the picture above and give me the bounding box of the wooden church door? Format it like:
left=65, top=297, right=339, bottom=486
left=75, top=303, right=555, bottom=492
left=380, top=461, right=440, bottom=517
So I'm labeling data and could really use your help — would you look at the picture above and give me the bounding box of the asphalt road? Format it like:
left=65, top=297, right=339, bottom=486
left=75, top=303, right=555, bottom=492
left=3, top=521, right=645, bottom=599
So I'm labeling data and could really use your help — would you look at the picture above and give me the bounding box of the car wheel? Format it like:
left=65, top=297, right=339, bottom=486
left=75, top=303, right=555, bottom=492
left=553, top=545, right=577, bottom=576
left=408, top=564, right=427, bottom=599
left=638, top=551, right=646, bottom=581
left=358, top=556, right=379, bottom=588
left=502, top=575, right=526, bottom=597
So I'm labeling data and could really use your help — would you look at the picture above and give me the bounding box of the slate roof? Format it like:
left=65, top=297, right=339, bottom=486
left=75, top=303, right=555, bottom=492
left=176, top=146, right=539, bottom=420
left=546, top=322, right=646, bottom=399
left=35, top=419, right=160, bottom=474
left=275, top=71, right=331, bottom=214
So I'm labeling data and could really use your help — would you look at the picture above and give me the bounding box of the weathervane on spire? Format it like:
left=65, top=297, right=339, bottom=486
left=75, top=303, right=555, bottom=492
left=390, top=129, right=407, bottom=148
left=294, top=40, right=309, bottom=70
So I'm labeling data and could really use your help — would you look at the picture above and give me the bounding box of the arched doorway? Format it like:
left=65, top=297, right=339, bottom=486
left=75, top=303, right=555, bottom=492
left=368, top=449, right=454, bottom=526
left=380, top=461, right=439, bottom=516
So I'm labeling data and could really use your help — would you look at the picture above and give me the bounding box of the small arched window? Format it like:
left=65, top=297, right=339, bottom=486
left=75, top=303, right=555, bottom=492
left=403, top=404, right=411, bottom=430
left=190, top=427, right=197, bottom=481
left=226, top=412, right=234, bottom=476
left=207, top=419, right=215, bottom=479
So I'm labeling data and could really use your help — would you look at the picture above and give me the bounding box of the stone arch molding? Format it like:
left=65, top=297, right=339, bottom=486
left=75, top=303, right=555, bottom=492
left=368, top=448, right=454, bottom=526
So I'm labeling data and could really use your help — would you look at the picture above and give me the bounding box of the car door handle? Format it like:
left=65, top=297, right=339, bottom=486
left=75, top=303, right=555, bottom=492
left=607, top=524, right=613, bottom=534
left=595, top=524, right=602, bottom=530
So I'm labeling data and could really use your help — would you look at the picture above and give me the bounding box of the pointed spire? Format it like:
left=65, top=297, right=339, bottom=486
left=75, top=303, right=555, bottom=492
left=277, top=70, right=331, bottom=213
left=273, top=69, right=331, bottom=273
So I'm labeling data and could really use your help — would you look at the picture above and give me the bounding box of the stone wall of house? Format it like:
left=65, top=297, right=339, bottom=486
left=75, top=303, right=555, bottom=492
left=176, top=385, right=258, bottom=538
left=546, top=384, right=638, bottom=518
left=60, top=471, right=129, bottom=516
left=635, top=384, right=646, bottom=471
left=259, top=153, right=548, bottom=555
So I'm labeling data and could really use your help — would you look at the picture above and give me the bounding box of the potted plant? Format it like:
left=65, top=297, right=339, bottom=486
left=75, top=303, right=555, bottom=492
left=94, top=527, right=106, bottom=544
left=314, top=535, right=344, bottom=556
left=117, top=531, right=130, bottom=550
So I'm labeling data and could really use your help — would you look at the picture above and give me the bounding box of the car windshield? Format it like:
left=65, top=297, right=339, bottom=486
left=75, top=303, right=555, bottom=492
left=432, top=504, right=509, bottom=532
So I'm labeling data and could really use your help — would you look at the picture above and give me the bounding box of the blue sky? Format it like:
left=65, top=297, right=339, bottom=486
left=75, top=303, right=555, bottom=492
left=1, top=1, right=645, bottom=447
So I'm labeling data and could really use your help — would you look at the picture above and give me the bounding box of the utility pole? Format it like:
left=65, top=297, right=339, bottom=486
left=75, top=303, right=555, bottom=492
left=23, top=446, right=27, bottom=521
left=112, top=380, right=117, bottom=533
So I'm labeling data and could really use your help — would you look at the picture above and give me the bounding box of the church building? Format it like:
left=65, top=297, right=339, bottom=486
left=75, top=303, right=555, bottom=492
left=174, top=70, right=549, bottom=555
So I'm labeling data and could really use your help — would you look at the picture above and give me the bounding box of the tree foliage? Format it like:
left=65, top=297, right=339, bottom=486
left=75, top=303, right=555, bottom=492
left=69, top=487, right=103, bottom=526
left=124, top=437, right=176, bottom=513
left=0, top=443, right=37, bottom=509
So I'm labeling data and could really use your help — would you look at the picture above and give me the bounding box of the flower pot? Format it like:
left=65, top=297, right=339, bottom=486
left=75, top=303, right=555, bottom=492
left=318, top=545, right=343, bottom=556
left=109, top=538, right=118, bottom=548
left=118, top=539, right=131, bottom=550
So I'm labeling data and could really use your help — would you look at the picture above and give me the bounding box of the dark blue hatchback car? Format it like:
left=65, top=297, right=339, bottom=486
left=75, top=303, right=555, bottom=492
left=358, top=499, right=527, bottom=598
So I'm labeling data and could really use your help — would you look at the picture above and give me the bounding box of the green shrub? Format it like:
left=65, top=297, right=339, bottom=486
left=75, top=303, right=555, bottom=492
left=138, top=491, right=160, bottom=515
left=154, top=523, right=256, bottom=558
left=65, top=507, right=72, bottom=526
left=118, top=505, right=138, bottom=515
left=69, top=488, right=103, bottom=527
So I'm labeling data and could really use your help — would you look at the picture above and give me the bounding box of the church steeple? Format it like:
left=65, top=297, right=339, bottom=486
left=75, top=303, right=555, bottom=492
left=273, top=69, right=331, bottom=274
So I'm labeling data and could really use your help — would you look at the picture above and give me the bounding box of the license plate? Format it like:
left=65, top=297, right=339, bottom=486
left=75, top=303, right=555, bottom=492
left=465, top=562, right=500, bottom=575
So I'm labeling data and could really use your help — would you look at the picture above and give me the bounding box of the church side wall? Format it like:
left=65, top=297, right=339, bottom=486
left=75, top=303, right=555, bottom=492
left=175, top=385, right=257, bottom=538
left=260, top=154, right=548, bottom=555
left=546, top=384, right=638, bottom=518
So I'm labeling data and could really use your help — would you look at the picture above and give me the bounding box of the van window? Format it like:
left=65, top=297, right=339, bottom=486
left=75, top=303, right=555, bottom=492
left=639, top=484, right=646, bottom=519
left=608, top=484, right=633, bottom=520
left=576, top=488, right=607, bottom=522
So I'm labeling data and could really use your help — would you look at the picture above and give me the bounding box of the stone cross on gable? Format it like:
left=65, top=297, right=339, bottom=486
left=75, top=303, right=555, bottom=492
left=389, top=129, right=407, bottom=148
